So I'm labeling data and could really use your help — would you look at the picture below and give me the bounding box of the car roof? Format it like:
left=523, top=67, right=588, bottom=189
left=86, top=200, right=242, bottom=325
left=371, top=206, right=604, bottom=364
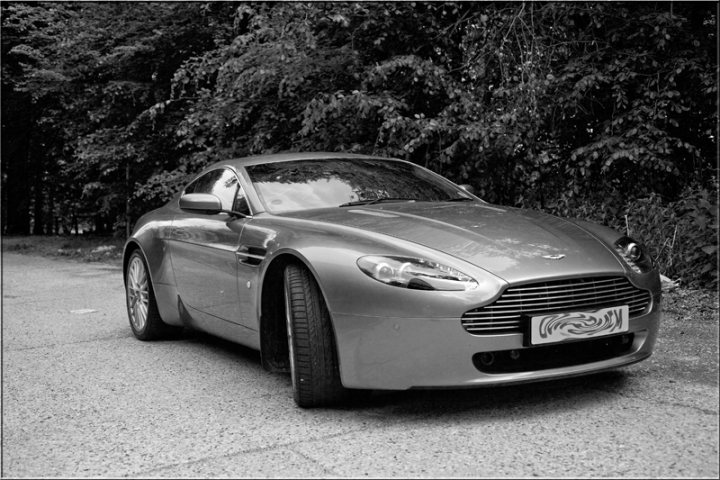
left=204, top=152, right=405, bottom=171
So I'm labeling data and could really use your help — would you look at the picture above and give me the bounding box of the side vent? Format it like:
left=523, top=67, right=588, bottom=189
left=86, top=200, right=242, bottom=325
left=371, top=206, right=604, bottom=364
left=236, top=246, right=266, bottom=266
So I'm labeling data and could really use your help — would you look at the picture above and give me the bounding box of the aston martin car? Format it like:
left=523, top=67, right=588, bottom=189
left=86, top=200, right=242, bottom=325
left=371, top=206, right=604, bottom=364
left=123, top=152, right=661, bottom=407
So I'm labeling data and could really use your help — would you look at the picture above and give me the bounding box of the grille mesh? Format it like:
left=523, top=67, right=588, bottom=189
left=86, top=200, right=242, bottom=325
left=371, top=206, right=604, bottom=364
left=461, top=276, right=651, bottom=335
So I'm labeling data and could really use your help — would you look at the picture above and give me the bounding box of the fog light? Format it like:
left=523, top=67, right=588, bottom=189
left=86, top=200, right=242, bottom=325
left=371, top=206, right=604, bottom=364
left=479, top=352, right=495, bottom=366
left=509, top=350, right=520, bottom=360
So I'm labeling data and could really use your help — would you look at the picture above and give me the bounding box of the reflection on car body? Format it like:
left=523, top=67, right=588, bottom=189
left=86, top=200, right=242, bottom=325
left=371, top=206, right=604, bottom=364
left=123, top=152, right=661, bottom=407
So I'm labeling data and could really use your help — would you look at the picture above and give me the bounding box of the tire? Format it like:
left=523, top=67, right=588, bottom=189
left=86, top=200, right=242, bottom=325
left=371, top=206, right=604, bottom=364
left=284, top=264, right=349, bottom=407
left=125, top=250, right=175, bottom=340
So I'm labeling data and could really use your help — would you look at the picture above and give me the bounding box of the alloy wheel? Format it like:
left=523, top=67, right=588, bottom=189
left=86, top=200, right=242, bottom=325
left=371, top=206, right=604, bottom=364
left=127, top=256, right=150, bottom=332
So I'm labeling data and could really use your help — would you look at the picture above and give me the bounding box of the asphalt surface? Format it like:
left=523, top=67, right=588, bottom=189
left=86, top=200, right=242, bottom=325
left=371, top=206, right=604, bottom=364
left=1, top=252, right=718, bottom=478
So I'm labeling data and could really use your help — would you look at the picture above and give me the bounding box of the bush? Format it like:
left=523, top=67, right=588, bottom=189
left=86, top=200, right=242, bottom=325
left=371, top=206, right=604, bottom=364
left=659, top=184, right=719, bottom=288
left=549, top=182, right=718, bottom=289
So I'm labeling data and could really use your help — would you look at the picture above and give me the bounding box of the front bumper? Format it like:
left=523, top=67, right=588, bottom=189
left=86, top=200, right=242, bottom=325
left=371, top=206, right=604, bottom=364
left=332, top=302, right=660, bottom=390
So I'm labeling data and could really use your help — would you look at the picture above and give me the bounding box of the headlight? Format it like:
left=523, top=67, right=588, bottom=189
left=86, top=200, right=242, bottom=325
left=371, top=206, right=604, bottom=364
left=357, top=255, right=478, bottom=291
left=614, top=236, right=654, bottom=273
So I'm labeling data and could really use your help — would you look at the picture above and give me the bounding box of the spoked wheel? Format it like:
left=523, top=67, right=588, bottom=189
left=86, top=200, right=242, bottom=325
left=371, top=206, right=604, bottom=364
left=125, top=250, right=175, bottom=340
left=284, top=264, right=349, bottom=408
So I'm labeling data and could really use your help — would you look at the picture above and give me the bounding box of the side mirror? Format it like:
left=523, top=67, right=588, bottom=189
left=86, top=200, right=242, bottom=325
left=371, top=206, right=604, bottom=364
left=179, top=193, right=223, bottom=214
left=459, top=184, right=475, bottom=195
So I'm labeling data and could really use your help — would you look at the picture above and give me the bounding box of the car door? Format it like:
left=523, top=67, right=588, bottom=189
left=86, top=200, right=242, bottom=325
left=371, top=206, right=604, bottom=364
left=170, top=167, right=252, bottom=328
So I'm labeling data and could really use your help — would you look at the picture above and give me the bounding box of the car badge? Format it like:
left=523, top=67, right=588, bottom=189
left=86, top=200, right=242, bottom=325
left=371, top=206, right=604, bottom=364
left=542, top=254, right=566, bottom=260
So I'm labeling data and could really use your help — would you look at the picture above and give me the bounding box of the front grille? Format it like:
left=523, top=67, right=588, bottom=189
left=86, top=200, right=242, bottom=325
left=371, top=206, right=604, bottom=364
left=462, top=276, right=651, bottom=335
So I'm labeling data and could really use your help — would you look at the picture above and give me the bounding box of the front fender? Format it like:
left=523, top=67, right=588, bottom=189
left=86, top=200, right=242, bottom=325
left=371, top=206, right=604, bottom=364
left=123, top=206, right=181, bottom=325
left=569, top=219, right=661, bottom=292
left=256, top=217, right=506, bottom=320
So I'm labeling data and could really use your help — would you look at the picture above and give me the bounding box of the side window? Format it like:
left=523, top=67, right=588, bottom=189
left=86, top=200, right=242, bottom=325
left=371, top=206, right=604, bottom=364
left=184, top=170, right=223, bottom=196
left=209, top=169, right=239, bottom=211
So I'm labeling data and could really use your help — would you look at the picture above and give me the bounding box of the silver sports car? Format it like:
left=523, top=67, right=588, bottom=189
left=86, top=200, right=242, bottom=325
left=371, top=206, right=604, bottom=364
left=124, top=152, right=661, bottom=407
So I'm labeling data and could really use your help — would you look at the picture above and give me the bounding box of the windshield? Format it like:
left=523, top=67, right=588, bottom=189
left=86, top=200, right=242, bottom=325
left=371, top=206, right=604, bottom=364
left=245, top=158, right=472, bottom=214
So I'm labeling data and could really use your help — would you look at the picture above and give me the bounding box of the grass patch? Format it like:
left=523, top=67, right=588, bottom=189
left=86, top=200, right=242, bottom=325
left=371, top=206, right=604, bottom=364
left=2, top=235, right=125, bottom=265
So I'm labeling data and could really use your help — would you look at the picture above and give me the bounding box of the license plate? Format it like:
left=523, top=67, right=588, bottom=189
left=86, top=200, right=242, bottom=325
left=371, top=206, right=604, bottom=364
left=530, top=305, right=629, bottom=346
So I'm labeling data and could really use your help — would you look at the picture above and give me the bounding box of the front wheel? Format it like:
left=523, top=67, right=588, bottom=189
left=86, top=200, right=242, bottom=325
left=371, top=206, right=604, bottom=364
left=284, top=264, right=349, bottom=407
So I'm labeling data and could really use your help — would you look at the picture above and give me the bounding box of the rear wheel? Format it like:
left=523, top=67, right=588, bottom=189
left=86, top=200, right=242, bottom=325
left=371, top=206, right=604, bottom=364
left=284, top=264, right=349, bottom=407
left=125, top=250, right=175, bottom=340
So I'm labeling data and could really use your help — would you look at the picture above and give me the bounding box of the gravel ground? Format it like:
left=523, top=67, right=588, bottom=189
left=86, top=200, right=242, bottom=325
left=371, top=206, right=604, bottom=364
left=1, top=252, right=718, bottom=478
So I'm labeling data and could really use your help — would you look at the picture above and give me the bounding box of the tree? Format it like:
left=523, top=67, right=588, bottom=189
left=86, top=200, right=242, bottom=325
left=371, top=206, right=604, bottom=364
left=1, top=2, right=716, bottom=286
left=1, top=1, right=235, bottom=234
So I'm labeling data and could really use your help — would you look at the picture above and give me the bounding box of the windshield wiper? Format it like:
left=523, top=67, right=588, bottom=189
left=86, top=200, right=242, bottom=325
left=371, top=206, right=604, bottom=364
left=445, top=196, right=475, bottom=202
left=339, top=197, right=418, bottom=207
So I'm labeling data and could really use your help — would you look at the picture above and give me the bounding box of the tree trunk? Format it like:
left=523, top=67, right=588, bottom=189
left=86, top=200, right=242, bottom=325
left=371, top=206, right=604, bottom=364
left=46, top=184, right=55, bottom=235
left=32, top=182, right=44, bottom=235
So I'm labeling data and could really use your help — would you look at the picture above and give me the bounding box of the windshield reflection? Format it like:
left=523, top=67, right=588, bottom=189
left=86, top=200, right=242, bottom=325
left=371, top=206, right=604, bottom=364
left=246, top=159, right=469, bottom=214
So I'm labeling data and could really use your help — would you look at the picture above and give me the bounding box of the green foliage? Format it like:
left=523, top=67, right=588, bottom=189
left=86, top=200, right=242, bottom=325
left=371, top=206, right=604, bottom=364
left=2, top=2, right=717, bottom=288
left=549, top=4, right=717, bottom=203
left=2, top=1, right=232, bottom=233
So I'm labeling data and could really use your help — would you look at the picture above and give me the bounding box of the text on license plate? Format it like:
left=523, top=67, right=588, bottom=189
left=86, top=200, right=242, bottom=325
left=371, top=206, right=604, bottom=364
left=530, top=305, right=629, bottom=345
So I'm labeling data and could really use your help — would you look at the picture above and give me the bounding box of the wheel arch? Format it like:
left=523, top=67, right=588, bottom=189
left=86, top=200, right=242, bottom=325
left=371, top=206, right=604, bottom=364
left=259, top=252, right=336, bottom=373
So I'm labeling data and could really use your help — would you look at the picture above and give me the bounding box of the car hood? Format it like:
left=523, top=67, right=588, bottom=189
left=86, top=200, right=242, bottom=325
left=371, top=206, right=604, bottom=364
left=283, top=202, right=625, bottom=283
